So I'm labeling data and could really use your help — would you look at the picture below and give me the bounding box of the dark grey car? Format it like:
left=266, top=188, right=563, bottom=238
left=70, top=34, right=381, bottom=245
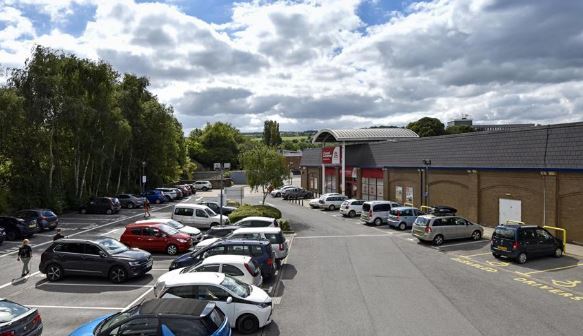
left=116, top=194, right=145, bottom=209
left=39, top=237, right=152, bottom=283
left=0, top=299, right=43, bottom=336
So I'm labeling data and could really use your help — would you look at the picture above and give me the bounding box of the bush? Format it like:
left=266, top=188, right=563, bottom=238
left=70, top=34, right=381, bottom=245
left=228, top=204, right=282, bottom=223
left=278, top=219, right=291, bottom=232
left=226, top=200, right=241, bottom=207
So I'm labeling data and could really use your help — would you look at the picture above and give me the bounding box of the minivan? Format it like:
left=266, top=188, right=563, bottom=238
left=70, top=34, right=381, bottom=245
left=319, top=195, right=348, bottom=210
left=491, top=224, right=563, bottom=264
left=360, top=201, right=401, bottom=226
left=172, top=204, right=229, bottom=229
left=387, top=206, right=424, bottom=230
left=412, top=215, right=483, bottom=246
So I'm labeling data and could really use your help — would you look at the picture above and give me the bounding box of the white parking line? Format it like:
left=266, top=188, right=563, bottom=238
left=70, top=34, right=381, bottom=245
left=125, top=288, right=154, bottom=310
left=104, top=228, right=121, bottom=235
left=28, top=305, right=123, bottom=310
left=295, top=233, right=392, bottom=239
left=0, top=272, right=41, bottom=290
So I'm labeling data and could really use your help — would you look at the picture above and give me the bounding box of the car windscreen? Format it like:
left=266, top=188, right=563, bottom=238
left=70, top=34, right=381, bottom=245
left=42, top=210, right=57, bottom=217
left=0, top=300, right=29, bottom=322
left=159, top=224, right=180, bottom=235
left=221, top=275, right=251, bottom=298
left=96, top=238, right=129, bottom=254
left=265, top=233, right=285, bottom=244
left=165, top=220, right=185, bottom=229
left=414, top=217, right=430, bottom=226
left=205, top=208, right=216, bottom=217
left=493, top=227, right=516, bottom=240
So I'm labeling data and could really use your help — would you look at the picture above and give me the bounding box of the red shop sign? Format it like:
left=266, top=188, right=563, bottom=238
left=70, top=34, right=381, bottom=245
left=322, top=146, right=341, bottom=164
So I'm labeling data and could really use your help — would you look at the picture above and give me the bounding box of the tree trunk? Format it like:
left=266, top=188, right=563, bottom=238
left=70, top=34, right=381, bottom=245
left=105, top=144, right=116, bottom=193
left=95, top=144, right=105, bottom=195
left=126, top=149, right=133, bottom=192
left=79, top=153, right=91, bottom=201
left=74, top=138, right=80, bottom=197
left=48, top=130, right=55, bottom=193
left=116, top=152, right=124, bottom=194
left=262, top=185, right=267, bottom=205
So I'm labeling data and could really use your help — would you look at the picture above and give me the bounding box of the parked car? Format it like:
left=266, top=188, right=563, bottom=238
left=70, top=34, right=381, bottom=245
left=135, top=218, right=203, bottom=243
left=319, top=194, right=349, bottom=211
left=39, top=237, right=152, bottom=283
left=143, top=189, right=167, bottom=204
left=0, top=299, right=43, bottom=336
left=233, top=216, right=278, bottom=228
left=0, top=216, right=37, bottom=240
left=121, top=222, right=192, bottom=255
left=170, top=239, right=276, bottom=279
left=194, top=180, right=213, bottom=191
left=270, top=185, right=294, bottom=197
left=158, top=273, right=272, bottom=334
left=491, top=224, right=564, bottom=264
left=157, top=255, right=263, bottom=290
left=172, top=204, right=229, bottom=229
left=198, top=201, right=238, bottom=215
left=360, top=200, right=401, bottom=226
left=175, top=184, right=192, bottom=196
left=116, top=194, right=145, bottom=209
left=79, top=197, right=121, bottom=215
left=282, top=188, right=313, bottom=200
left=309, top=193, right=339, bottom=208
left=412, top=215, right=483, bottom=246
left=387, top=206, right=424, bottom=230
left=203, top=225, right=241, bottom=240
left=156, top=187, right=178, bottom=201
left=68, top=298, right=230, bottom=336
left=14, top=208, right=59, bottom=231
left=0, top=227, right=5, bottom=245
left=228, top=227, right=288, bottom=261
left=339, top=199, right=365, bottom=217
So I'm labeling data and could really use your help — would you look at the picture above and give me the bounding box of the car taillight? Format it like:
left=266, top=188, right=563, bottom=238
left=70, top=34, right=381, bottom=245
left=424, top=226, right=432, bottom=233
left=279, top=243, right=284, bottom=251
left=244, top=263, right=256, bottom=275
left=39, top=216, right=47, bottom=221
left=368, top=210, right=372, bottom=217
left=267, top=258, right=273, bottom=266
left=32, top=312, right=42, bottom=325
left=512, top=241, right=520, bottom=250
left=0, top=331, right=15, bottom=336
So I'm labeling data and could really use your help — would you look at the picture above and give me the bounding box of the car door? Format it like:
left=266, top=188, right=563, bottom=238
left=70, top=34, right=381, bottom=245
left=81, top=243, right=108, bottom=276
left=194, top=209, right=211, bottom=228
left=453, top=217, right=470, bottom=238
left=206, top=285, right=236, bottom=319
left=58, top=243, right=85, bottom=274
left=176, top=207, right=196, bottom=225
left=535, top=228, right=557, bottom=256
left=148, top=227, right=167, bottom=252
left=519, top=228, right=538, bottom=255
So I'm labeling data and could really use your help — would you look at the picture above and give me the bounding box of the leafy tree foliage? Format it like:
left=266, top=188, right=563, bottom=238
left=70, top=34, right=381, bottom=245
left=0, top=46, right=188, bottom=212
left=263, top=120, right=282, bottom=147
left=406, top=117, right=446, bottom=137
left=240, top=144, right=288, bottom=204
left=186, top=122, right=246, bottom=169
left=445, top=125, right=475, bottom=135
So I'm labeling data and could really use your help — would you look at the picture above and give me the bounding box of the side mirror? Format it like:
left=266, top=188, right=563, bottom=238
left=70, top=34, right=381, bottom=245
left=203, top=252, right=209, bottom=259
left=99, top=251, right=107, bottom=258
left=226, top=296, right=233, bottom=304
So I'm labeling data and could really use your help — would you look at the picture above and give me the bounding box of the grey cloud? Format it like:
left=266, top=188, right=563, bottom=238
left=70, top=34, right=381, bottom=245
left=176, top=87, right=254, bottom=116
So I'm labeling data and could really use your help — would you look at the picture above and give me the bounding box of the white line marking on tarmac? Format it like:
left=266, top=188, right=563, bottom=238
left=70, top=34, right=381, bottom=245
left=0, top=272, right=41, bottom=290
left=28, top=305, right=123, bottom=310
left=295, top=233, right=392, bottom=239
left=104, top=228, right=121, bottom=235
left=151, top=268, right=169, bottom=271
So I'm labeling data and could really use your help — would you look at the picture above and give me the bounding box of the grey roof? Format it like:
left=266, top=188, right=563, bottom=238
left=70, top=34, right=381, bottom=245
left=312, top=128, right=418, bottom=143
left=301, top=122, right=583, bottom=170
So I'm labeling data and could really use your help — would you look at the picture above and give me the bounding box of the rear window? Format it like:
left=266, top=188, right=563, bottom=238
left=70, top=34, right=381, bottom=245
left=373, top=204, right=390, bottom=212
left=493, top=227, right=516, bottom=240
left=0, top=300, right=29, bottom=323
left=42, top=210, right=56, bottom=217
left=250, top=245, right=264, bottom=257
left=247, top=260, right=260, bottom=276
left=414, top=217, right=430, bottom=226
left=265, top=233, right=285, bottom=244
left=362, top=203, right=371, bottom=211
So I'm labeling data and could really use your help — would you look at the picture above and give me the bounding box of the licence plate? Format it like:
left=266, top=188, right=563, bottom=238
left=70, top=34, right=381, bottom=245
left=497, top=246, right=508, bottom=251
left=28, top=223, right=36, bottom=228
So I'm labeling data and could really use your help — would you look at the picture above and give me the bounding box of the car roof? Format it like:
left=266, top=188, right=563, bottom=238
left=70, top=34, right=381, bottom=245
left=139, top=298, right=214, bottom=317
left=52, top=236, right=114, bottom=244
left=201, top=254, right=252, bottom=265
left=497, top=224, right=539, bottom=229
left=164, top=272, right=225, bottom=287
left=365, top=200, right=395, bottom=204
left=232, top=227, right=282, bottom=234
left=391, top=206, right=417, bottom=211
left=209, top=225, right=240, bottom=230
left=127, top=222, right=163, bottom=228
left=175, top=204, right=209, bottom=209
left=237, top=216, right=275, bottom=222
left=134, top=218, right=174, bottom=224
left=220, top=239, right=270, bottom=246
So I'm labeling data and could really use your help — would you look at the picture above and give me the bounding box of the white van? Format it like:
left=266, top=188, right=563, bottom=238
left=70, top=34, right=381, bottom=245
left=360, top=200, right=402, bottom=226
left=171, top=204, right=229, bottom=229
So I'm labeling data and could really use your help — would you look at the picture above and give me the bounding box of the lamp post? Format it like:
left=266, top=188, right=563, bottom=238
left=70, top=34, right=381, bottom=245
left=141, top=161, right=147, bottom=194
left=423, top=159, right=432, bottom=206
left=214, top=162, right=231, bottom=225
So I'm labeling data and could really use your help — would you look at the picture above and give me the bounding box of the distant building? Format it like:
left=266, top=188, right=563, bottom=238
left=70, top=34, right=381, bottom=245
left=281, top=150, right=303, bottom=173
left=447, top=117, right=535, bottom=131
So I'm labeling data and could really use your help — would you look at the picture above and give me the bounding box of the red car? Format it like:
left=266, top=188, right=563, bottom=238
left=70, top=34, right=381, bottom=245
left=120, top=223, right=192, bottom=255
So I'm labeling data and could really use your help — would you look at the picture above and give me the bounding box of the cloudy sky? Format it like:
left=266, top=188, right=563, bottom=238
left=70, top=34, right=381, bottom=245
left=1, top=0, right=583, bottom=133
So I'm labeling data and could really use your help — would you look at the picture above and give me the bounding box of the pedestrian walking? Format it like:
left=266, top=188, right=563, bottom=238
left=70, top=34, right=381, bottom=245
left=144, top=198, right=151, bottom=218
left=17, top=239, right=32, bottom=278
left=52, top=228, right=65, bottom=241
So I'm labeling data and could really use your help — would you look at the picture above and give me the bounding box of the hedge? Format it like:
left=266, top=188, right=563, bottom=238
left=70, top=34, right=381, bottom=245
left=228, top=204, right=282, bottom=223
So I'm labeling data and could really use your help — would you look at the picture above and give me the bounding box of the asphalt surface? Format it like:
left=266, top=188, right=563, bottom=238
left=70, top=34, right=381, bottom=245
left=1, top=189, right=583, bottom=335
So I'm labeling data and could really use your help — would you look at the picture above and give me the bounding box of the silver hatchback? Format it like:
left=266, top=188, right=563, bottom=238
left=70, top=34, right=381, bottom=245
left=411, top=215, right=483, bottom=246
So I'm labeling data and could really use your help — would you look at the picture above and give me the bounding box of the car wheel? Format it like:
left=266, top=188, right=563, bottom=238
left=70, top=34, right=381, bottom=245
left=210, top=222, right=219, bottom=228
left=328, top=204, right=335, bottom=211
left=432, top=234, right=444, bottom=246
left=166, top=244, right=178, bottom=255
left=46, top=264, right=64, bottom=282
left=6, top=230, right=17, bottom=241
left=127, top=202, right=134, bottom=209
left=165, top=196, right=171, bottom=202
left=80, top=208, right=87, bottom=214
left=109, top=266, right=127, bottom=283
left=202, top=187, right=208, bottom=191
left=471, top=230, right=482, bottom=240
left=106, top=208, right=113, bottom=215
left=399, top=222, right=407, bottom=231
left=348, top=210, right=356, bottom=218
left=554, top=247, right=563, bottom=258
left=155, top=199, right=161, bottom=204
left=517, top=252, right=527, bottom=264
left=237, top=314, right=260, bottom=334
left=276, top=193, right=281, bottom=197
left=374, top=218, right=383, bottom=226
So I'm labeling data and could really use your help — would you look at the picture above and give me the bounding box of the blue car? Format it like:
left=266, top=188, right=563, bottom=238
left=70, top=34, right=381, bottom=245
left=169, top=239, right=276, bottom=279
left=69, top=298, right=230, bottom=336
left=143, top=190, right=167, bottom=204
left=0, top=298, right=43, bottom=336
left=15, top=209, right=59, bottom=231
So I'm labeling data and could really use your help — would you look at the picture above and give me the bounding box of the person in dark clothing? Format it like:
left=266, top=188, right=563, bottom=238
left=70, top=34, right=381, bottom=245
left=17, top=239, right=32, bottom=277
left=52, top=228, right=65, bottom=241
left=144, top=198, right=151, bottom=218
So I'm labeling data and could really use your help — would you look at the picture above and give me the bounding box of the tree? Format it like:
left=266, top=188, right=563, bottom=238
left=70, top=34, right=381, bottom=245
left=187, top=122, right=246, bottom=169
left=240, top=144, right=288, bottom=204
left=406, top=117, right=446, bottom=137
left=446, top=125, right=475, bottom=135
left=263, top=120, right=282, bottom=147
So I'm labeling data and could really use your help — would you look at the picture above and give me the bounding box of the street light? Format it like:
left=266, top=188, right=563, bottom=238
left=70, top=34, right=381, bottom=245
left=423, top=159, right=432, bottom=206
left=214, top=162, right=231, bottom=225
left=141, top=161, right=147, bottom=194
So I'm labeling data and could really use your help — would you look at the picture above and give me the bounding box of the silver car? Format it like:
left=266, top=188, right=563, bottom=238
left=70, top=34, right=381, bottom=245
left=387, top=206, right=424, bottom=230
left=411, top=215, right=484, bottom=246
left=360, top=201, right=401, bottom=226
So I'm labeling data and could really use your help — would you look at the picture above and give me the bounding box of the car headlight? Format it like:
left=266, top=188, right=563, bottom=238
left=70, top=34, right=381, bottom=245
left=177, top=239, right=187, bottom=243
left=128, top=261, right=141, bottom=267
left=258, top=302, right=271, bottom=309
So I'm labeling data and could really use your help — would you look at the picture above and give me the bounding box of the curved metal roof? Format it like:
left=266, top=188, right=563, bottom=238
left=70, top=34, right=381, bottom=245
left=312, top=128, right=419, bottom=143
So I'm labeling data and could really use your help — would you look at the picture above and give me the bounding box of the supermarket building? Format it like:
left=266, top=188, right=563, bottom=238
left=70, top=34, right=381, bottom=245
left=299, top=122, right=583, bottom=244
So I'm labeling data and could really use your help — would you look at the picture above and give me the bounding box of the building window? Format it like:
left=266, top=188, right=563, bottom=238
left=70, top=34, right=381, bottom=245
left=325, top=175, right=336, bottom=193
left=362, top=177, right=384, bottom=201
left=309, top=175, right=319, bottom=190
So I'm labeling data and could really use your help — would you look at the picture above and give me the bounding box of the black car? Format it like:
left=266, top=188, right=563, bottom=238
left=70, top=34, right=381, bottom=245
left=491, top=224, right=563, bottom=264
left=14, top=209, right=59, bottom=231
left=39, top=237, right=152, bottom=283
left=116, top=194, right=145, bottom=209
left=80, top=197, right=122, bottom=214
left=0, top=227, right=5, bottom=245
left=0, top=299, right=43, bottom=336
left=282, top=188, right=313, bottom=200
left=201, top=225, right=240, bottom=240
left=198, top=201, right=237, bottom=216
left=0, top=216, right=38, bottom=240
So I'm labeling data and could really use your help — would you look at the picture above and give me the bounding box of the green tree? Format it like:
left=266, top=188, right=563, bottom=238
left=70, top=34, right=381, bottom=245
left=446, top=125, right=475, bottom=135
left=263, top=120, right=282, bottom=147
left=406, top=117, right=446, bottom=137
left=187, top=122, right=245, bottom=169
left=240, top=144, right=288, bottom=204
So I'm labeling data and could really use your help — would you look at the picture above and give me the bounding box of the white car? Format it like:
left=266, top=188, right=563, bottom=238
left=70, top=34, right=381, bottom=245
left=172, top=204, right=229, bottom=229
left=270, top=185, right=294, bottom=197
left=339, top=199, right=365, bottom=218
left=194, top=180, right=213, bottom=191
left=228, top=227, right=289, bottom=260
left=309, top=193, right=340, bottom=208
left=318, top=194, right=348, bottom=210
left=194, top=237, right=221, bottom=251
left=135, top=218, right=203, bottom=243
left=158, top=272, right=272, bottom=334
left=156, top=187, right=178, bottom=201
left=233, top=216, right=278, bottom=228
left=156, top=255, right=262, bottom=291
